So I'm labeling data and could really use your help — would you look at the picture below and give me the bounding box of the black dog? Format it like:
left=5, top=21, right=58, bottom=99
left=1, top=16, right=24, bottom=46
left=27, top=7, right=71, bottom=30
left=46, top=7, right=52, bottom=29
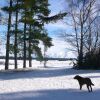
left=74, top=75, right=94, bottom=92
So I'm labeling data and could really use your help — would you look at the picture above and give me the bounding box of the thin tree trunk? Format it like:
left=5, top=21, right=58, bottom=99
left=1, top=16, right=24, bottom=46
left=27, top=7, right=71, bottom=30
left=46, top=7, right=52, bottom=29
left=78, top=12, right=84, bottom=67
left=88, top=16, right=92, bottom=53
left=5, top=0, right=12, bottom=70
left=78, top=22, right=84, bottom=67
left=23, top=22, right=27, bottom=68
left=43, top=46, right=47, bottom=68
left=14, top=0, right=18, bottom=69
left=29, top=25, right=32, bottom=67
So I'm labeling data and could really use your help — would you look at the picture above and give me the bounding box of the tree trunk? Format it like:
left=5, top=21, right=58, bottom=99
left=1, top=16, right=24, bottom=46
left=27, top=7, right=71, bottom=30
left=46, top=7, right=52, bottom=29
left=5, top=0, right=12, bottom=70
left=23, top=22, right=27, bottom=68
left=43, top=46, right=47, bottom=68
left=29, top=25, right=32, bottom=67
left=78, top=21, right=84, bottom=67
left=23, top=7, right=27, bottom=68
left=14, top=0, right=18, bottom=69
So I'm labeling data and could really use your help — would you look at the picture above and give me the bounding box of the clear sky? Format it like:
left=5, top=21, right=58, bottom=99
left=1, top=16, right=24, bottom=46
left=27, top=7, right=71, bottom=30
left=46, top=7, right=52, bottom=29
left=0, top=0, right=76, bottom=58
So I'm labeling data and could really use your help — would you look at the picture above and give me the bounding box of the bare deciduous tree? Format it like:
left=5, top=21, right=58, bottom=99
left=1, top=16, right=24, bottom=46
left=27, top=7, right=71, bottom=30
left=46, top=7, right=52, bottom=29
left=61, top=0, right=100, bottom=68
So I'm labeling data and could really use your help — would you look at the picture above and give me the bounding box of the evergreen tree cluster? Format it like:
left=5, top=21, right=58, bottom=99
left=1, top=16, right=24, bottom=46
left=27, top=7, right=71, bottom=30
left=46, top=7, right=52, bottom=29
left=1, top=0, right=66, bottom=70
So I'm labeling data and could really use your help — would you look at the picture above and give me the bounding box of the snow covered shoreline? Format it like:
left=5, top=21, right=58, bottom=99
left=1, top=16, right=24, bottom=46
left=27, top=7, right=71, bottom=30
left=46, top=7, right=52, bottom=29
left=0, top=59, right=73, bottom=70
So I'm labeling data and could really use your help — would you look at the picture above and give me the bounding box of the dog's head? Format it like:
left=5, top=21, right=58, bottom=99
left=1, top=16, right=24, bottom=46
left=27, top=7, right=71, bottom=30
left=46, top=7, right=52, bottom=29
left=74, top=75, right=80, bottom=79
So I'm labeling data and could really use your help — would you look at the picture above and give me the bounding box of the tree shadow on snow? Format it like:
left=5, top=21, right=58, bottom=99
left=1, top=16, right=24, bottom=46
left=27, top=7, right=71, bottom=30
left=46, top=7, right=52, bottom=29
left=0, top=68, right=100, bottom=80
left=0, top=68, right=67, bottom=80
left=0, top=89, right=100, bottom=100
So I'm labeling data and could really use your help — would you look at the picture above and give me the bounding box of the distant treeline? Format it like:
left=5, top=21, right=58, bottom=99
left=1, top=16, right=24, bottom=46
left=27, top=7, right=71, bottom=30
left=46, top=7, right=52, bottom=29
left=0, top=56, right=76, bottom=61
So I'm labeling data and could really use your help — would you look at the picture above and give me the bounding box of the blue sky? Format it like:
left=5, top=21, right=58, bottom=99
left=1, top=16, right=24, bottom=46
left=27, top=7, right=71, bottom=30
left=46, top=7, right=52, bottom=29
left=0, top=0, right=76, bottom=58
left=0, top=0, right=6, bottom=6
left=45, top=0, right=76, bottom=58
left=46, top=0, right=66, bottom=36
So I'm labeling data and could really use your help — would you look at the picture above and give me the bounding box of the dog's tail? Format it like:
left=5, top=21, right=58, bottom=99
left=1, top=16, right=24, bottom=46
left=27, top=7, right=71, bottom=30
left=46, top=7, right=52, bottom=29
left=91, top=83, right=94, bottom=86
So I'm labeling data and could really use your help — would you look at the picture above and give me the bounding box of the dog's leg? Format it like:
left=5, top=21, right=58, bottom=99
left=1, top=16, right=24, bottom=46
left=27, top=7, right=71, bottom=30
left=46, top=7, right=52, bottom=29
left=87, top=85, right=90, bottom=92
left=80, top=84, right=82, bottom=90
left=90, top=85, right=92, bottom=92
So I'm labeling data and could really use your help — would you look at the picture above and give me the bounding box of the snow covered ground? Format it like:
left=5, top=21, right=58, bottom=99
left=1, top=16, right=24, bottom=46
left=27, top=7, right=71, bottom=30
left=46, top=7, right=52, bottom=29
left=0, top=59, right=73, bottom=70
left=0, top=60, right=100, bottom=100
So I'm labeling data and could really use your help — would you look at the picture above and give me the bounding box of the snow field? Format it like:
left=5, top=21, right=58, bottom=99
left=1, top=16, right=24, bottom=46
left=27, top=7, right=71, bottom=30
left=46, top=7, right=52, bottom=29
left=0, top=60, right=100, bottom=100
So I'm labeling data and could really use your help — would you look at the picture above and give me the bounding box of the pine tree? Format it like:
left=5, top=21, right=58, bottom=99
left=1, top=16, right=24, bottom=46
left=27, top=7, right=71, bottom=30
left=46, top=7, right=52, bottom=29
left=2, top=0, right=66, bottom=70
left=14, top=0, right=19, bottom=69
left=2, top=0, right=13, bottom=70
